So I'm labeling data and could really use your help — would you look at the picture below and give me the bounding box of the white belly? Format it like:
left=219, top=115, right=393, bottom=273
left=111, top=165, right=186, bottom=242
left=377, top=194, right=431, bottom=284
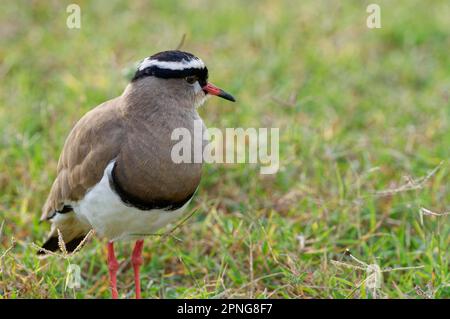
left=70, top=161, right=191, bottom=241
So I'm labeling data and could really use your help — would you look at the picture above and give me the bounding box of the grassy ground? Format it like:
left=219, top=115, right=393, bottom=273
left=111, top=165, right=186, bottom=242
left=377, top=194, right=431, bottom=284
left=0, top=0, right=449, bottom=299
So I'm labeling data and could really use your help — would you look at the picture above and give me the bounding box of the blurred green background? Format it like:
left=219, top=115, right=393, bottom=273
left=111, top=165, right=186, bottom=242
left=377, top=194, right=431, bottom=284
left=0, top=0, right=448, bottom=298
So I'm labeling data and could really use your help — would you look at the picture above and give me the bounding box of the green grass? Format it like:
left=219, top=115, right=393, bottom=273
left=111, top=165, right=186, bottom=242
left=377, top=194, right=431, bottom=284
left=0, top=0, right=449, bottom=298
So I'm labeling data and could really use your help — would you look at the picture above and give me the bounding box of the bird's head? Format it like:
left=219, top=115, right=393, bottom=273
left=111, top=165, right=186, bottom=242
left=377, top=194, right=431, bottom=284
left=132, top=50, right=235, bottom=108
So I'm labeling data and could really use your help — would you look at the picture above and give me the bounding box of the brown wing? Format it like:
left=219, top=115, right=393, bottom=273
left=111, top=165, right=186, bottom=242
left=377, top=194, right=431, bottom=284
left=41, top=97, right=125, bottom=221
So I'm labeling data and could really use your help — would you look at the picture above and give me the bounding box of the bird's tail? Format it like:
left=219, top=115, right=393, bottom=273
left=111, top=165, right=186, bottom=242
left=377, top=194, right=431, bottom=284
left=38, top=212, right=91, bottom=255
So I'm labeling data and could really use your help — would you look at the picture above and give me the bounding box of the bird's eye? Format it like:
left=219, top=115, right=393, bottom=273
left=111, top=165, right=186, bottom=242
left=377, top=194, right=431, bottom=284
left=185, top=76, right=197, bottom=84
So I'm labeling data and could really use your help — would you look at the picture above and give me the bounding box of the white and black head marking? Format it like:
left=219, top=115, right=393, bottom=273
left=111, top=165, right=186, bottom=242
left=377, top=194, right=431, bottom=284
left=133, top=50, right=208, bottom=85
left=132, top=50, right=235, bottom=105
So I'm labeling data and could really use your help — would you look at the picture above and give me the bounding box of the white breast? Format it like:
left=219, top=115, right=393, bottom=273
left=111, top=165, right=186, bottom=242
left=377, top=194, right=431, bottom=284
left=70, top=161, right=191, bottom=241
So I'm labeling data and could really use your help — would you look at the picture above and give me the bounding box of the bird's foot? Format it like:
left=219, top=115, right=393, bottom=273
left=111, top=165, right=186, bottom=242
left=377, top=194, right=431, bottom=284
left=131, top=240, right=144, bottom=299
left=107, top=241, right=119, bottom=299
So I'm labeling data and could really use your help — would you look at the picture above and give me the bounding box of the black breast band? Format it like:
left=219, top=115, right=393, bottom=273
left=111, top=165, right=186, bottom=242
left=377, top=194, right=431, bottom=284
left=108, top=162, right=196, bottom=211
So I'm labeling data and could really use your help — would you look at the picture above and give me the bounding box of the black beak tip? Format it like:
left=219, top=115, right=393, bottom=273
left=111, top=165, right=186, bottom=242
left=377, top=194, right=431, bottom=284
left=226, top=95, right=236, bottom=102
left=220, top=91, right=236, bottom=102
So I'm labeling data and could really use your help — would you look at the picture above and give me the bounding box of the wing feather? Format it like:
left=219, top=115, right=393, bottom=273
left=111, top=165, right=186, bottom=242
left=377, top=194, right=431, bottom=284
left=41, top=97, right=124, bottom=221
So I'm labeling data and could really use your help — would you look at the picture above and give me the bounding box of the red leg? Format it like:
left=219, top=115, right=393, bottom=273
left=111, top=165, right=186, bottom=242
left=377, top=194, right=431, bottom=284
left=107, top=241, right=119, bottom=299
left=131, top=239, right=144, bottom=299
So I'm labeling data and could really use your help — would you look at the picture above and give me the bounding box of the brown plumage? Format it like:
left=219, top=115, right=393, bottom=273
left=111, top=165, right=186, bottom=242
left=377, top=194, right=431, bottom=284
left=38, top=50, right=235, bottom=298
left=40, top=77, right=204, bottom=251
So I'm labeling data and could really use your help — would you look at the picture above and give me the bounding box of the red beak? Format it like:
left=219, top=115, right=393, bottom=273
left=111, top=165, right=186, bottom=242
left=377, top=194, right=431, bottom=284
left=202, top=83, right=236, bottom=102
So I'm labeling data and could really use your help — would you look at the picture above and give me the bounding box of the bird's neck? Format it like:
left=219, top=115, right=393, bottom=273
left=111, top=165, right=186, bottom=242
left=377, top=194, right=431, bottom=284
left=120, top=78, right=195, bottom=120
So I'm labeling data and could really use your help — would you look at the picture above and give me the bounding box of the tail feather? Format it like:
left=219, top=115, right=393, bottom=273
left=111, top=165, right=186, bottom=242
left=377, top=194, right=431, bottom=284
left=38, top=235, right=87, bottom=255
left=38, top=212, right=91, bottom=255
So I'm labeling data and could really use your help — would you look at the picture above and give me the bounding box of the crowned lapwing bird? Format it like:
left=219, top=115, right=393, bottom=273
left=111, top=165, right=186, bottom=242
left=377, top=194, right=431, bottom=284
left=38, top=50, right=235, bottom=298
